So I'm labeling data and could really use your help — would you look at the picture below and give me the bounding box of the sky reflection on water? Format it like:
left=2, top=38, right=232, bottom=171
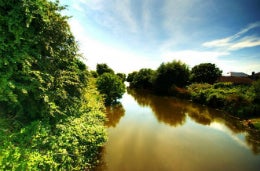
left=98, top=90, right=260, bottom=171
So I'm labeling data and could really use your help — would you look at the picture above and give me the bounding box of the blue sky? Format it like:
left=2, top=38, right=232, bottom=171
left=60, top=0, right=260, bottom=74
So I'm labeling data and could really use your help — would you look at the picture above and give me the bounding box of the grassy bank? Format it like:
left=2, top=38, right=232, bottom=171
left=187, top=82, right=260, bottom=119
left=0, top=80, right=107, bottom=170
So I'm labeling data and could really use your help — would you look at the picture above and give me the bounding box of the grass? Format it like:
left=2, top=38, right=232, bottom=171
left=251, top=119, right=260, bottom=130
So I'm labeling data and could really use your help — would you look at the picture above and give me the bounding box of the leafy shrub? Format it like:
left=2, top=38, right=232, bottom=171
left=0, top=83, right=107, bottom=170
left=130, top=68, right=155, bottom=89
left=96, top=73, right=126, bottom=104
left=187, top=82, right=259, bottom=118
left=0, top=0, right=107, bottom=168
left=96, top=63, right=114, bottom=75
left=154, top=60, right=190, bottom=94
left=190, top=63, right=222, bottom=84
left=0, top=0, right=88, bottom=122
left=126, top=71, right=138, bottom=83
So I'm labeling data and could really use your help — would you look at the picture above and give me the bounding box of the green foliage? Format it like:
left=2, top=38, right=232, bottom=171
left=190, top=63, right=222, bottom=84
left=130, top=68, right=155, bottom=89
left=0, top=0, right=107, bottom=170
left=116, top=73, right=126, bottom=82
left=0, top=84, right=107, bottom=170
left=126, top=71, right=138, bottom=82
left=96, top=73, right=126, bottom=104
left=96, top=63, right=114, bottom=76
left=187, top=82, right=260, bottom=118
left=252, top=79, right=260, bottom=103
left=154, top=60, right=190, bottom=93
left=90, top=70, right=98, bottom=78
left=0, top=0, right=88, bottom=122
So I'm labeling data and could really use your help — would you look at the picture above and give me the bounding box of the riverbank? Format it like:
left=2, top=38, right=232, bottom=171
left=128, top=80, right=260, bottom=130
left=186, top=82, right=260, bottom=118
left=0, top=80, right=107, bottom=170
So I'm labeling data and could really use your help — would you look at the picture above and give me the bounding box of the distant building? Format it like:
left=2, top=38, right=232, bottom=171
left=228, top=72, right=249, bottom=77
left=218, top=76, right=253, bottom=85
left=251, top=72, right=260, bottom=80
left=218, top=71, right=255, bottom=84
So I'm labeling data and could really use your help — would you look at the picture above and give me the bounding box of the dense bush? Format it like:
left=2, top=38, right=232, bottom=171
left=127, top=61, right=190, bottom=94
left=154, top=60, right=190, bottom=94
left=0, top=0, right=107, bottom=169
left=96, top=73, right=126, bottom=104
left=126, top=71, right=138, bottom=82
left=187, top=82, right=260, bottom=118
left=190, top=63, right=222, bottom=84
left=0, top=0, right=89, bottom=122
left=96, top=63, right=114, bottom=76
left=116, top=73, right=126, bottom=82
left=130, top=68, right=155, bottom=89
left=0, top=81, right=107, bottom=170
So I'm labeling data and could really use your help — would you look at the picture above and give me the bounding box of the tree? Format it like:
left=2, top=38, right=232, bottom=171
left=154, top=60, right=190, bottom=93
left=190, top=63, right=222, bottom=84
left=131, top=68, right=155, bottom=89
left=126, top=71, right=138, bottom=83
left=96, top=73, right=125, bottom=104
left=96, top=63, right=114, bottom=75
left=116, top=73, right=126, bottom=82
left=0, top=0, right=88, bottom=121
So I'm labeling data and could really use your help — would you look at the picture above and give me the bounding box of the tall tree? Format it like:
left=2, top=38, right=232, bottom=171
left=154, top=60, right=190, bottom=93
left=96, top=73, right=125, bottom=104
left=96, top=63, right=114, bottom=75
left=126, top=71, right=138, bottom=83
left=190, top=63, right=222, bottom=84
left=130, top=68, right=155, bottom=89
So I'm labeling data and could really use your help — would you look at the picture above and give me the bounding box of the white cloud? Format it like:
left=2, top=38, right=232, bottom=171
left=228, top=36, right=260, bottom=51
left=62, top=0, right=259, bottom=75
left=202, top=37, right=231, bottom=48
left=68, top=18, right=157, bottom=73
left=114, top=0, right=138, bottom=33
left=209, top=122, right=249, bottom=149
left=203, top=22, right=260, bottom=51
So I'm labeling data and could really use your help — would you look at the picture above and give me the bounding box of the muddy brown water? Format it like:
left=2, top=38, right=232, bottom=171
left=96, top=89, right=260, bottom=171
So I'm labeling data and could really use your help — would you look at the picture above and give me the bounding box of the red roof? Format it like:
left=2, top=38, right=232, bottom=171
left=218, top=76, right=253, bottom=84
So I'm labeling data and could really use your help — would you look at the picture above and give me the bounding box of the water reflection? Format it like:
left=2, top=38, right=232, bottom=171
left=97, top=90, right=260, bottom=171
left=105, top=103, right=125, bottom=127
left=246, top=129, right=260, bottom=154
left=128, top=89, right=215, bottom=127
left=128, top=88, right=260, bottom=154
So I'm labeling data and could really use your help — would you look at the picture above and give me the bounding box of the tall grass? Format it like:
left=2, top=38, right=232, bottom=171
left=187, top=81, right=260, bottom=118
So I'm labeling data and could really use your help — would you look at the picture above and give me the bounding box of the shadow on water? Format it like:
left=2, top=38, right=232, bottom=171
left=105, top=103, right=125, bottom=128
left=127, top=88, right=260, bottom=154
left=96, top=89, right=260, bottom=171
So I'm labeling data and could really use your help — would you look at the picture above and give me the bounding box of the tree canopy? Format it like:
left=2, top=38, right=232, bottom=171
left=154, top=60, right=190, bottom=93
left=96, top=63, right=114, bottom=75
left=190, top=63, right=222, bottom=84
left=130, top=68, right=155, bottom=89
left=96, top=73, right=125, bottom=104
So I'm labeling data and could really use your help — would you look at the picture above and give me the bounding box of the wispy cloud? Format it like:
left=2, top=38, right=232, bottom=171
left=61, top=0, right=260, bottom=74
left=203, top=22, right=260, bottom=51
left=114, top=0, right=138, bottom=33
left=68, top=18, right=157, bottom=73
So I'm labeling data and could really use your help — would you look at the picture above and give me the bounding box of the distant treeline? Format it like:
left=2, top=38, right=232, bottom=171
left=125, top=60, right=260, bottom=118
left=126, top=61, right=222, bottom=93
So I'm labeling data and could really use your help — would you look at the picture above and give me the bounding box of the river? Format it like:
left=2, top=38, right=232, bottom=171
left=96, top=89, right=260, bottom=171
